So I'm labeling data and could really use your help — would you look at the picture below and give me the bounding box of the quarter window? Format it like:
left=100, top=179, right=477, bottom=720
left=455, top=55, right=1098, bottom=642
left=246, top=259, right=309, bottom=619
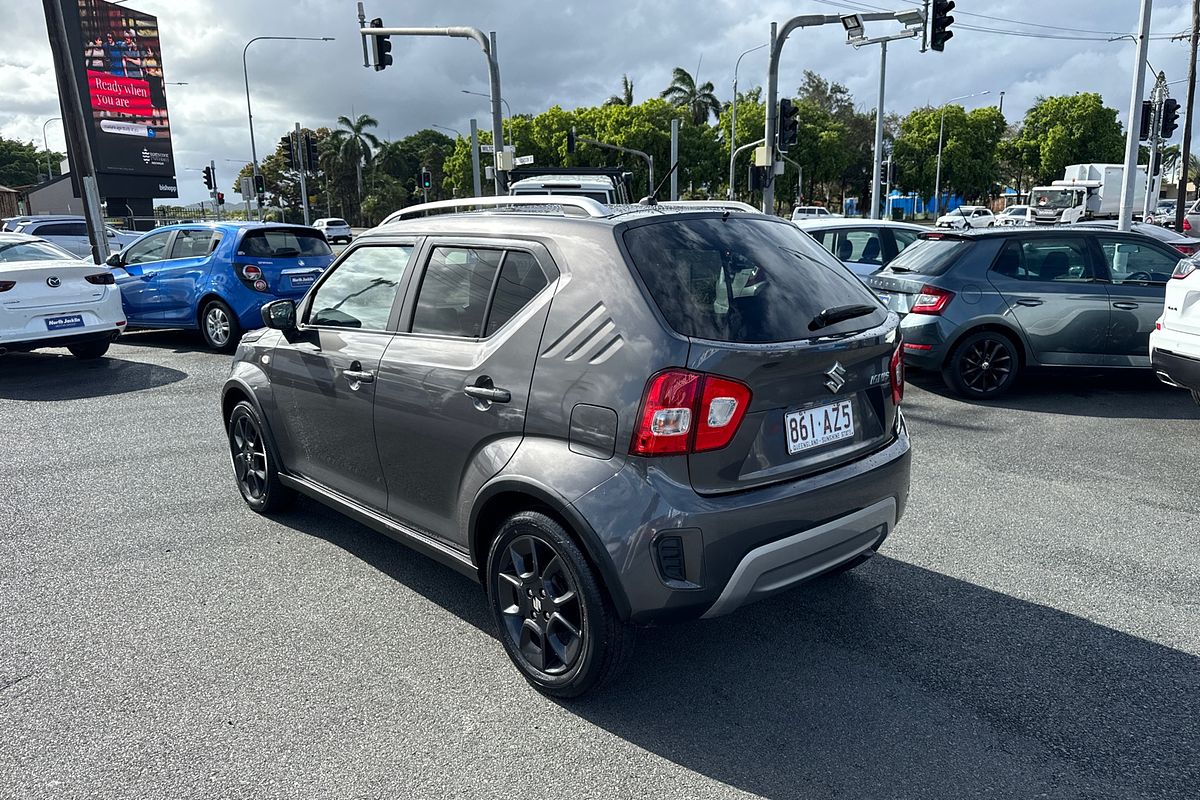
left=485, top=251, right=549, bottom=336
left=991, top=239, right=1093, bottom=282
left=307, top=245, right=411, bottom=330
left=1094, top=237, right=1177, bottom=284
left=892, top=229, right=919, bottom=253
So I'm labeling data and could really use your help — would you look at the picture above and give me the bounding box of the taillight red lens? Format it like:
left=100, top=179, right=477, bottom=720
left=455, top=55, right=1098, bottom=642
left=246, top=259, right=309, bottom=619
left=910, top=284, right=954, bottom=315
left=0, top=280, right=14, bottom=292
left=1172, top=260, right=1197, bottom=279
left=890, top=344, right=904, bottom=406
left=1184, top=218, right=1192, bottom=232
left=1172, top=244, right=1195, bottom=255
left=85, top=272, right=115, bottom=285
left=631, top=369, right=751, bottom=456
left=241, top=264, right=263, bottom=280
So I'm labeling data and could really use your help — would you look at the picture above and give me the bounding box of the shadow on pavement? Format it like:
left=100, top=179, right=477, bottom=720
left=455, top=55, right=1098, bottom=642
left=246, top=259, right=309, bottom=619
left=113, top=328, right=210, bottom=354
left=277, top=497, right=1198, bottom=799
left=908, top=366, right=1200, bottom=420
left=0, top=350, right=187, bottom=400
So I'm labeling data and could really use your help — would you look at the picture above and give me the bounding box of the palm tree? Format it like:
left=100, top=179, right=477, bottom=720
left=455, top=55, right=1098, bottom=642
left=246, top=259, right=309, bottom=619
left=660, top=67, right=721, bottom=125
left=604, top=74, right=634, bottom=107
left=329, top=113, right=381, bottom=200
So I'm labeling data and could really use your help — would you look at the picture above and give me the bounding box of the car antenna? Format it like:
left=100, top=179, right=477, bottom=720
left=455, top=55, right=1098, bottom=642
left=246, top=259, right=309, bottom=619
left=639, top=160, right=681, bottom=206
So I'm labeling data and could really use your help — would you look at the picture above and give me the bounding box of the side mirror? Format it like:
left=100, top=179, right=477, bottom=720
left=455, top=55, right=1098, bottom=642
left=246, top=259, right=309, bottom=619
left=106, top=252, right=123, bottom=267
left=107, top=230, right=116, bottom=238
left=261, top=299, right=297, bottom=331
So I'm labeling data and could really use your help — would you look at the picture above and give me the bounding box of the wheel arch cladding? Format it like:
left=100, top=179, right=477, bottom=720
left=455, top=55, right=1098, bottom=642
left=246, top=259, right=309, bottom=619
left=944, top=322, right=1028, bottom=369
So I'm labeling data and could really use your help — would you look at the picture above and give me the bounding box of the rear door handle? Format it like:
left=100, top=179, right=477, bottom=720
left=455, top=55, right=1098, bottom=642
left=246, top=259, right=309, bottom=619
left=1014, top=298, right=1043, bottom=307
left=464, top=385, right=511, bottom=403
left=1112, top=302, right=1139, bottom=310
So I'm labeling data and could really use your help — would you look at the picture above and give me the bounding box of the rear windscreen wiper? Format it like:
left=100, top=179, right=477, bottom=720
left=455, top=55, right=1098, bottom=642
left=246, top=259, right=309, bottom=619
left=809, top=303, right=878, bottom=331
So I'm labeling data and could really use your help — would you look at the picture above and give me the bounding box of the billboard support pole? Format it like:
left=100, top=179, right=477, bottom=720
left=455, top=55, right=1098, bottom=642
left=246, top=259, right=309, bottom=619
left=42, top=0, right=109, bottom=264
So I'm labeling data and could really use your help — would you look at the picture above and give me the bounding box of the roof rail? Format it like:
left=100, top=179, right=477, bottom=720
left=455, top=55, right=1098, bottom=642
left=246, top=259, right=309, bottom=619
left=380, top=195, right=611, bottom=226
left=657, top=200, right=760, bottom=213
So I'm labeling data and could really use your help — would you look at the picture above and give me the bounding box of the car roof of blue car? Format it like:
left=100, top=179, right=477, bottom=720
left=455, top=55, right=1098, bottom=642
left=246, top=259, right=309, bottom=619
left=146, top=221, right=320, bottom=233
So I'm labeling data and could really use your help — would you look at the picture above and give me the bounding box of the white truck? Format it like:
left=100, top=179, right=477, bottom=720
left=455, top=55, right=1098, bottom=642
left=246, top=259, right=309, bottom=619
left=1026, top=163, right=1153, bottom=226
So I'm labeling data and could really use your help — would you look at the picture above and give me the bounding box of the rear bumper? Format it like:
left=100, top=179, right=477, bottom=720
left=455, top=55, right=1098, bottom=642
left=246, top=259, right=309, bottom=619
left=0, top=326, right=121, bottom=353
left=1151, top=345, right=1200, bottom=391
left=571, top=420, right=912, bottom=624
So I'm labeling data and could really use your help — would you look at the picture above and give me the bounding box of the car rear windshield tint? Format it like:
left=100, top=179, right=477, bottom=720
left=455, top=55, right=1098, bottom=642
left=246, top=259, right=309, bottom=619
left=327, top=219, right=348, bottom=227
left=882, top=237, right=971, bottom=277
left=238, top=229, right=332, bottom=258
left=622, top=216, right=887, bottom=343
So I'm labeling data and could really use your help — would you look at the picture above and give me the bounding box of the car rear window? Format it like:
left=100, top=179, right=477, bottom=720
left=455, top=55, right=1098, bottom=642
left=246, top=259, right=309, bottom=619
left=882, top=236, right=972, bottom=277
left=327, top=219, right=348, bottom=227
left=622, top=216, right=886, bottom=343
left=238, top=228, right=332, bottom=258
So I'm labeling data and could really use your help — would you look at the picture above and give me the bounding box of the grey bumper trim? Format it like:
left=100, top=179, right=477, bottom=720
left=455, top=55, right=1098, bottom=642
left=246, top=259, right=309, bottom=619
left=701, top=497, right=897, bottom=618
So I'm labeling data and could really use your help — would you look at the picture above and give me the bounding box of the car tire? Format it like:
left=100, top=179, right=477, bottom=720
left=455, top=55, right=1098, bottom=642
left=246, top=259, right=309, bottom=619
left=486, top=511, right=633, bottom=698
left=67, top=339, right=110, bottom=360
left=943, top=330, right=1020, bottom=399
left=200, top=299, right=240, bottom=352
left=227, top=400, right=293, bottom=514
left=1192, top=389, right=1200, bottom=408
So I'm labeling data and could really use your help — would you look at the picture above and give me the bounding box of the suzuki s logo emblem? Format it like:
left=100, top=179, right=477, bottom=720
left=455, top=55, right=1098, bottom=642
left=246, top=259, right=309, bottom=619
left=825, top=362, right=847, bottom=394
left=46, top=276, right=61, bottom=288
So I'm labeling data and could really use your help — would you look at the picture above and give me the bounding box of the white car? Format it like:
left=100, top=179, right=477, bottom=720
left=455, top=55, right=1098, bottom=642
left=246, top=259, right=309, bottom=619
left=935, top=206, right=996, bottom=229
left=791, top=206, right=841, bottom=221
left=995, top=205, right=1029, bottom=227
left=1150, top=255, right=1200, bottom=406
left=793, top=217, right=926, bottom=278
left=312, top=217, right=353, bottom=244
left=0, top=232, right=125, bottom=359
left=13, top=217, right=141, bottom=258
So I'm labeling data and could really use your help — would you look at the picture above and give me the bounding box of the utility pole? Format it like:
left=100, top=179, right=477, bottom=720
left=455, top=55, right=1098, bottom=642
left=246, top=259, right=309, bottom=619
left=41, top=0, right=108, bottom=264
left=870, top=40, right=888, bottom=220
left=469, top=118, right=482, bottom=197
left=670, top=118, right=679, bottom=200
left=1175, top=0, right=1198, bottom=232
left=294, top=123, right=311, bottom=225
left=1119, top=0, right=1154, bottom=232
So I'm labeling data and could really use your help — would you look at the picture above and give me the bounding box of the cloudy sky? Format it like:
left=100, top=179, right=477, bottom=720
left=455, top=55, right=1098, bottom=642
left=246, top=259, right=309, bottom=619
left=1, top=0, right=1197, bottom=204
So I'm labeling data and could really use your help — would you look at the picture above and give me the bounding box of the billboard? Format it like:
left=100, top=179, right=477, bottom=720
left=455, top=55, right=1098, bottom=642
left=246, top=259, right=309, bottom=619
left=64, top=0, right=178, bottom=198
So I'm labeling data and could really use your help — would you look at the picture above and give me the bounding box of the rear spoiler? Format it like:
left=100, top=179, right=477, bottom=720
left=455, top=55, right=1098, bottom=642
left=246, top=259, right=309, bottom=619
left=919, top=231, right=974, bottom=241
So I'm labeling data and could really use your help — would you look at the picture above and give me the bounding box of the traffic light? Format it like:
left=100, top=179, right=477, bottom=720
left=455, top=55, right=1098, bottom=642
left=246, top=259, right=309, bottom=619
left=370, top=18, right=392, bottom=71
left=253, top=174, right=265, bottom=195
left=1139, top=100, right=1154, bottom=141
left=567, top=128, right=576, bottom=154
left=202, top=166, right=214, bottom=191
left=930, top=0, right=955, bottom=52
left=420, top=169, right=433, bottom=190
left=1162, top=97, right=1181, bottom=139
left=749, top=165, right=768, bottom=192
left=280, top=135, right=295, bottom=169
left=305, top=135, right=319, bottom=172
left=779, top=98, right=800, bottom=150
left=216, top=192, right=225, bottom=205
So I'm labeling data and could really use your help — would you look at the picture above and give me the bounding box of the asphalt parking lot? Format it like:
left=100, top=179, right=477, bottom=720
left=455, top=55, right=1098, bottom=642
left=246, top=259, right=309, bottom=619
left=2, top=333, right=1198, bottom=800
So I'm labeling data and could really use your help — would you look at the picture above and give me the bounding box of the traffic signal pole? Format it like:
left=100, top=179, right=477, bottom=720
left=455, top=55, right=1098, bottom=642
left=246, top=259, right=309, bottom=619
left=870, top=40, right=887, bottom=220
left=1174, top=0, right=1198, bottom=233
left=1145, top=72, right=1168, bottom=220
left=1119, top=0, right=1154, bottom=232
left=295, top=123, right=311, bottom=225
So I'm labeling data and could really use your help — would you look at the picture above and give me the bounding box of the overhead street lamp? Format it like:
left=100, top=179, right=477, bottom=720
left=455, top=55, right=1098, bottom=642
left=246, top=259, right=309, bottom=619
left=431, top=123, right=463, bottom=138
left=729, top=42, right=768, bottom=199
left=41, top=116, right=61, bottom=182
left=461, top=89, right=512, bottom=148
left=243, top=35, right=335, bottom=219
left=933, top=90, right=990, bottom=217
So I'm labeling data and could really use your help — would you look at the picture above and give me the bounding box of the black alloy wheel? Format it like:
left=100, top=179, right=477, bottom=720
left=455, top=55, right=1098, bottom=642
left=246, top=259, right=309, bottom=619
left=945, top=331, right=1020, bottom=399
left=487, top=512, right=633, bottom=698
left=227, top=401, right=292, bottom=513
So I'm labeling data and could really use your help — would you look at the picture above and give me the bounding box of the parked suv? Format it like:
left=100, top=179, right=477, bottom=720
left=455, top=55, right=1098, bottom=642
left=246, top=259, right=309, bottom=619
left=313, top=218, right=353, bottom=244
left=1150, top=255, right=1200, bottom=406
left=221, top=197, right=911, bottom=696
left=14, top=216, right=140, bottom=258
left=869, top=228, right=1181, bottom=398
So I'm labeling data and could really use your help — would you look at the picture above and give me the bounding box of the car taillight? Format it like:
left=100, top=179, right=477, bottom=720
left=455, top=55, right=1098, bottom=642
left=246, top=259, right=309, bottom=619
left=0, top=280, right=14, bottom=292
left=84, top=272, right=115, bottom=285
left=890, top=343, right=904, bottom=406
left=1172, top=243, right=1196, bottom=255
left=1184, top=218, right=1192, bottom=232
left=910, top=284, right=954, bottom=315
left=1172, top=260, right=1197, bottom=279
left=630, top=369, right=751, bottom=456
left=241, top=264, right=263, bottom=280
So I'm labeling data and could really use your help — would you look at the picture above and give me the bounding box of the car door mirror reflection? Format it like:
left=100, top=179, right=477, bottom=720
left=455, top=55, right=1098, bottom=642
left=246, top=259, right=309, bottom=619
left=261, top=299, right=297, bottom=331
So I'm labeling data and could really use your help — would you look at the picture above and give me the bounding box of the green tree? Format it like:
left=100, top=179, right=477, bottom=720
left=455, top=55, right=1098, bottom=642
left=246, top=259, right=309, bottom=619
left=893, top=104, right=1006, bottom=202
left=1013, top=93, right=1124, bottom=184
left=0, top=136, right=64, bottom=186
left=329, top=113, right=381, bottom=200
left=660, top=67, right=721, bottom=125
left=604, top=75, right=634, bottom=107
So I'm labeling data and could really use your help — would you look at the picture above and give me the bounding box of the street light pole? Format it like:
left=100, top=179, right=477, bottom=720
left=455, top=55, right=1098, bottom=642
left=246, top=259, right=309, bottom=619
left=729, top=42, right=768, bottom=199
left=243, top=35, right=335, bottom=220
left=462, top=89, right=512, bottom=149
left=41, top=116, right=61, bottom=182
left=1118, top=0, right=1154, bottom=232
left=933, top=90, right=990, bottom=217
left=870, top=40, right=887, bottom=220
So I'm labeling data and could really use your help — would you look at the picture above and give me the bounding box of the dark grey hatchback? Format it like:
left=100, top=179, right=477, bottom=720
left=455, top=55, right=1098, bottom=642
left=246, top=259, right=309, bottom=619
left=869, top=227, right=1180, bottom=398
left=221, top=197, right=910, bottom=696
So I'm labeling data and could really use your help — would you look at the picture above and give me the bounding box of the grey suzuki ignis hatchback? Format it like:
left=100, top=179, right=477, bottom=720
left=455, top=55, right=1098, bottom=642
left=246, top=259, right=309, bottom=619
left=222, top=196, right=911, bottom=696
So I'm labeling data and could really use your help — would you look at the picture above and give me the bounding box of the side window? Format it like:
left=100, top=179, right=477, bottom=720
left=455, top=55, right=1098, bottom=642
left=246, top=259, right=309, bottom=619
left=484, top=251, right=549, bottom=336
left=841, top=229, right=883, bottom=265
left=411, top=247, right=503, bottom=337
left=36, top=222, right=88, bottom=237
left=123, top=232, right=173, bottom=265
left=807, top=230, right=834, bottom=255
left=1095, top=237, right=1176, bottom=284
left=307, top=245, right=411, bottom=330
left=992, top=238, right=1093, bottom=282
left=892, top=229, right=919, bottom=253
left=168, top=229, right=216, bottom=259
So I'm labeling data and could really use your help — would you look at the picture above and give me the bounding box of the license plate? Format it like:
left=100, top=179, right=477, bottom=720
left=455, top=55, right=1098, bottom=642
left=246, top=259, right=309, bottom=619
left=785, top=400, right=855, bottom=455
left=289, top=275, right=316, bottom=288
left=45, top=314, right=84, bottom=331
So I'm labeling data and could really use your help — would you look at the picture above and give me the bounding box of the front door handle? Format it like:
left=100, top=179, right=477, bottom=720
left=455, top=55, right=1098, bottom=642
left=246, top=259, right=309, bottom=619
left=343, top=361, right=375, bottom=386
left=1112, top=302, right=1139, bottom=310
left=1014, top=298, right=1043, bottom=307
left=464, top=385, right=511, bottom=403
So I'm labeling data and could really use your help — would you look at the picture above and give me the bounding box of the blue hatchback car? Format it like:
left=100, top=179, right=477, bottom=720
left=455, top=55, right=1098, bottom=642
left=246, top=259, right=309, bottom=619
left=106, top=222, right=334, bottom=350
